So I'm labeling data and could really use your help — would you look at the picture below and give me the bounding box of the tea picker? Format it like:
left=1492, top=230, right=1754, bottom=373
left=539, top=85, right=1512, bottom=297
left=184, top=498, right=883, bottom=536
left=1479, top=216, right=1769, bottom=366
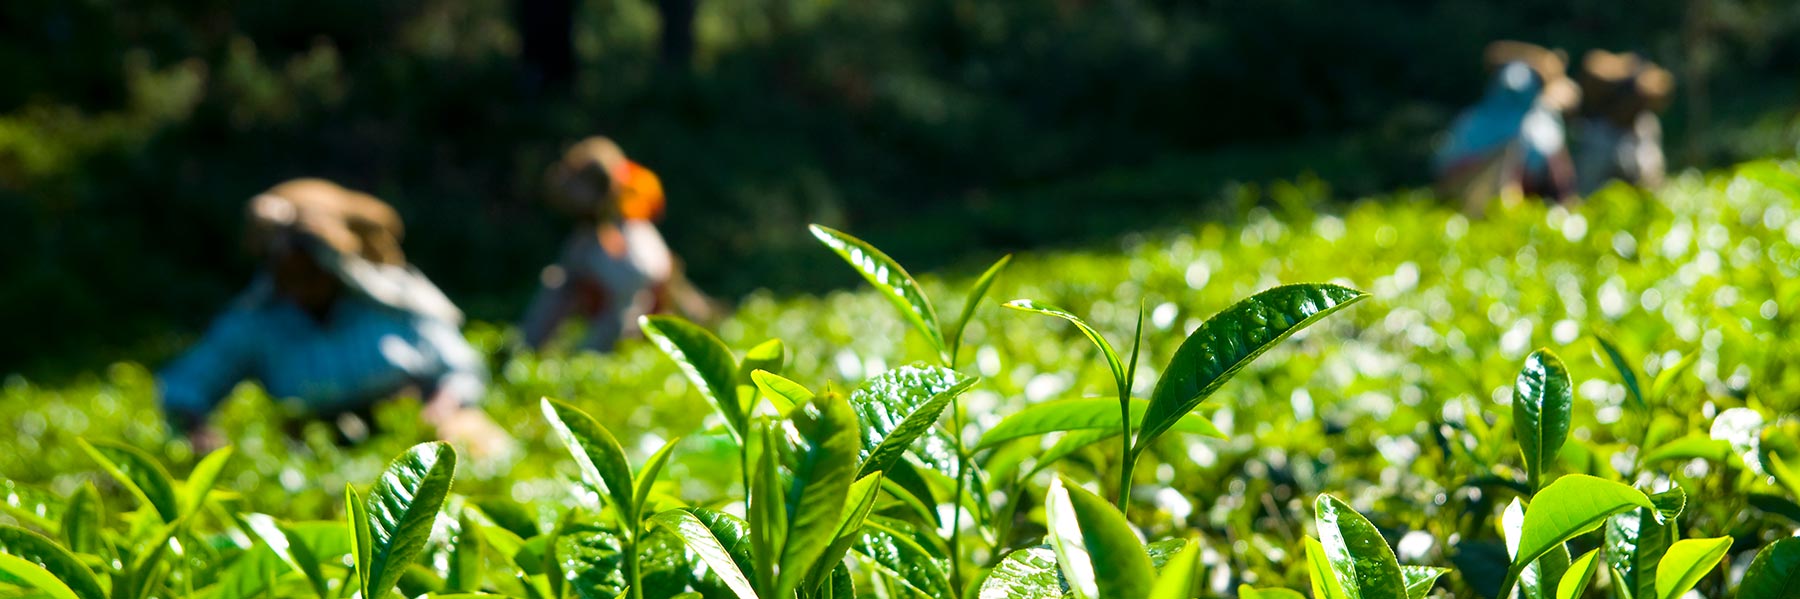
left=156, top=178, right=513, bottom=457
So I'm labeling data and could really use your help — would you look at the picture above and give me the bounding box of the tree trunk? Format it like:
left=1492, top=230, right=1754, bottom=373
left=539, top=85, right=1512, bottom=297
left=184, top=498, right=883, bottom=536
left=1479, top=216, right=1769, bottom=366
left=657, top=0, right=699, bottom=69
left=517, top=0, right=576, bottom=90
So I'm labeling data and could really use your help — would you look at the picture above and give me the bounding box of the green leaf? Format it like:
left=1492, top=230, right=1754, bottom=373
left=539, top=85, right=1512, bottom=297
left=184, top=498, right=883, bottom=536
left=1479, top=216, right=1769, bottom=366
left=1593, top=335, right=1646, bottom=411
left=851, top=365, right=977, bottom=479
left=1315, top=495, right=1406, bottom=599
left=241, top=513, right=329, bottom=599
left=60, top=482, right=105, bottom=556
left=738, top=339, right=787, bottom=414
left=363, top=442, right=459, bottom=599
left=1653, top=537, right=1729, bottom=599
left=977, top=398, right=1226, bottom=450
left=634, top=436, right=682, bottom=518
left=750, top=424, right=787, bottom=597
left=846, top=364, right=969, bottom=479
left=1514, top=349, right=1573, bottom=490
left=948, top=254, right=1011, bottom=364
left=1739, top=537, right=1800, bottom=599
left=1401, top=565, right=1450, bottom=599
left=1502, top=475, right=1651, bottom=599
left=853, top=520, right=955, bottom=599
left=1028, top=428, right=1118, bottom=476
left=979, top=546, right=1065, bottom=599
left=180, top=446, right=234, bottom=518
left=676, top=507, right=759, bottom=593
left=1046, top=477, right=1155, bottom=599
left=641, top=315, right=747, bottom=442
left=1137, top=283, right=1366, bottom=450
left=1606, top=488, right=1683, bottom=599
left=446, top=510, right=483, bottom=593
left=1305, top=536, right=1354, bottom=599
left=1240, top=586, right=1310, bottom=599
left=739, top=339, right=787, bottom=385
left=345, top=485, right=373, bottom=599
left=1649, top=352, right=1697, bottom=400
left=1004, top=299, right=1127, bottom=398
left=752, top=370, right=814, bottom=415
left=1640, top=434, right=1730, bottom=465
left=205, top=543, right=288, bottom=599
left=0, top=552, right=81, bottom=599
left=1556, top=549, right=1600, bottom=599
left=541, top=399, right=639, bottom=525
left=810, top=224, right=946, bottom=360
left=775, top=394, right=864, bottom=598
left=77, top=438, right=179, bottom=523
left=1769, top=452, right=1800, bottom=500
left=0, top=478, right=62, bottom=531
left=803, top=472, right=883, bottom=593
left=1148, top=538, right=1204, bottom=599
left=0, top=525, right=106, bottom=599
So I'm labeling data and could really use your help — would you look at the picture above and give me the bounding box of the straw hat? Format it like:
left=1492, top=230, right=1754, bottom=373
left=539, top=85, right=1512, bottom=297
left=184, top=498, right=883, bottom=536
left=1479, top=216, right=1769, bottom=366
left=1484, top=40, right=1581, bottom=113
left=244, top=178, right=462, bottom=323
left=545, top=136, right=665, bottom=221
left=247, top=178, right=405, bottom=266
left=1579, top=50, right=1674, bottom=123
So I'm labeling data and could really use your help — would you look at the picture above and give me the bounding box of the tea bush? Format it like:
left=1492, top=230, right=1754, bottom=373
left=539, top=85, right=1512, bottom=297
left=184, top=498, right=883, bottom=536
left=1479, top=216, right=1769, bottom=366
left=5, top=160, right=1800, bottom=597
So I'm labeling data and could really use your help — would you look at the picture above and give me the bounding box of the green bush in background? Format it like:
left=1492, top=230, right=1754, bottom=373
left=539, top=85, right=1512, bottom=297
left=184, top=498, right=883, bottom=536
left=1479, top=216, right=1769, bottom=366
left=4, top=0, right=1800, bottom=372
left=4, top=160, right=1800, bottom=596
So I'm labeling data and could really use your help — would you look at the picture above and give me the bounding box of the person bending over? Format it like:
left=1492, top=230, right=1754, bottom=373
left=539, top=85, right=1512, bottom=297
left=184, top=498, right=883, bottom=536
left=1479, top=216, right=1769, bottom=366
left=158, top=178, right=510, bottom=456
left=521, top=136, right=717, bottom=352
left=1434, top=41, right=1580, bottom=214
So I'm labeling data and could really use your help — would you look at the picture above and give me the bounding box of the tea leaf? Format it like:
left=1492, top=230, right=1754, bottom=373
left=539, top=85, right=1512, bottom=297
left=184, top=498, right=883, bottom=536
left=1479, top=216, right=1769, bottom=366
left=1653, top=537, right=1730, bottom=599
left=1046, top=476, right=1154, bottom=599
left=642, top=314, right=747, bottom=442
left=542, top=398, right=638, bottom=525
left=1556, top=549, right=1600, bottom=599
left=1315, top=494, right=1406, bottom=599
left=1514, top=349, right=1572, bottom=490
left=362, top=442, right=458, bottom=599
left=1739, top=537, right=1800, bottom=599
left=78, top=439, right=179, bottom=523
left=1137, top=283, right=1365, bottom=451
left=947, top=254, right=1012, bottom=364
left=978, top=398, right=1224, bottom=450
left=0, top=525, right=105, bottom=599
left=810, top=224, right=947, bottom=359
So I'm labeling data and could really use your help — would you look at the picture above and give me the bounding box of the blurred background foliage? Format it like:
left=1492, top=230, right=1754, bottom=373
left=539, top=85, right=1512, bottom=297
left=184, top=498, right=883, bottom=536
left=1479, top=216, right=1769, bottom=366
left=3, top=0, right=1799, bottom=375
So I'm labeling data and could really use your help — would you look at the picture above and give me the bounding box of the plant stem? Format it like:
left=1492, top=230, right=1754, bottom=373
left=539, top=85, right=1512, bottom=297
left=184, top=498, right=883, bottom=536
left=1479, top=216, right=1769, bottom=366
left=739, top=443, right=752, bottom=517
left=1118, top=399, right=1135, bottom=511
left=1497, top=565, right=1521, bottom=599
left=949, top=397, right=969, bottom=596
left=626, top=536, right=643, bottom=599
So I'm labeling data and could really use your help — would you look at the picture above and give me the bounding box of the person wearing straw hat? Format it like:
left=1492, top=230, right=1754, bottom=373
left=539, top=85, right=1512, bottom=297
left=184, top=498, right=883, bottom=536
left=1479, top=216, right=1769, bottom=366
left=1573, top=49, right=1674, bottom=194
left=521, top=136, right=717, bottom=352
left=157, top=178, right=511, bottom=456
left=1434, top=41, right=1580, bottom=213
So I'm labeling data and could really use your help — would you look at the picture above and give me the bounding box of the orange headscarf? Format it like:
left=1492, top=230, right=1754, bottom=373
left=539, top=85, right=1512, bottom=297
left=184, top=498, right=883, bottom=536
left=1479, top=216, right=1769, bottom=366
left=546, top=136, right=666, bottom=222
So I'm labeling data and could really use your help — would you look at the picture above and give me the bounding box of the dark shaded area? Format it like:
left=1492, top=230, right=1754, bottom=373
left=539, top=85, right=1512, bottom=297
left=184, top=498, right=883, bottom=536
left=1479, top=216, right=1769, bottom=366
left=2, top=0, right=1797, bottom=375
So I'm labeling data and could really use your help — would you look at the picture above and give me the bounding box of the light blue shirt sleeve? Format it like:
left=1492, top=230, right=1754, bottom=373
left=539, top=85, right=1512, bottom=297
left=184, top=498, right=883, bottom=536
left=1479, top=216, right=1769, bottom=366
left=413, top=315, right=488, bottom=407
left=157, top=308, right=259, bottom=429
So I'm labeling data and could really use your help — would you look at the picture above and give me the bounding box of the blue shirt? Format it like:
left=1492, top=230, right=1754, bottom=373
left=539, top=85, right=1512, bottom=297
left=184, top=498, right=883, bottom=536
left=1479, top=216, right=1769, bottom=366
left=158, top=288, right=487, bottom=425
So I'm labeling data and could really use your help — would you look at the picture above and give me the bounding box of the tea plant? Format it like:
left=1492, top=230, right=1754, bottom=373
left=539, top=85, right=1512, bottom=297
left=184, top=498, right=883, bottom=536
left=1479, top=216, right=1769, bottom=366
left=4, top=160, right=1800, bottom=597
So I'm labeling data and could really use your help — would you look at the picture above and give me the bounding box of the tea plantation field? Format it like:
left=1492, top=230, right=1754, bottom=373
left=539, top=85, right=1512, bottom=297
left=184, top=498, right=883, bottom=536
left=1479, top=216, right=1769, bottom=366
left=5, top=160, right=1800, bottom=598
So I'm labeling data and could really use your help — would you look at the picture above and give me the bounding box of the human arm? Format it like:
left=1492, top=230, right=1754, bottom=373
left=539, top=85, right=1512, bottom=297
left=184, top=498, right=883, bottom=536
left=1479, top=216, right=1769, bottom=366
left=156, top=309, right=259, bottom=443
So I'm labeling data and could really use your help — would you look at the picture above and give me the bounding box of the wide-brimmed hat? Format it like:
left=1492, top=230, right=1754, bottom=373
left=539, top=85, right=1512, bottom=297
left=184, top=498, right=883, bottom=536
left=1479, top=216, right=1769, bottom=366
left=1484, top=40, right=1581, bottom=113
left=247, top=178, right=405, bottom=266
left=244, top=178, right=461, bottom=323
left=1579, top=49, right=1675, bottom=118
left=545, top=136, right=666, bottom=222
